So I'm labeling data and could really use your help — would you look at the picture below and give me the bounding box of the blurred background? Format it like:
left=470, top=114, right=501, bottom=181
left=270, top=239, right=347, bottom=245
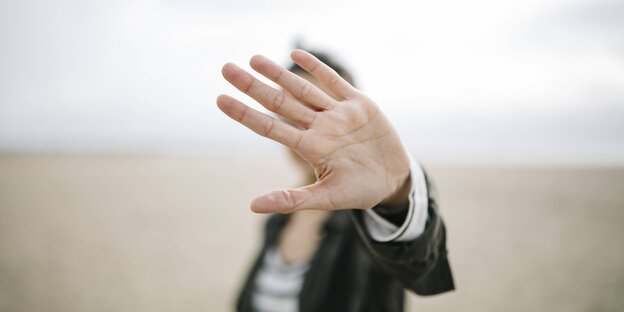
left=1, top=0, right=623, bottom=311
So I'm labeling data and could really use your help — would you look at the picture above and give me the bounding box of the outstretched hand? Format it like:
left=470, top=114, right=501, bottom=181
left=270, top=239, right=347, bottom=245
left=217, top=50, right=411, bottom=214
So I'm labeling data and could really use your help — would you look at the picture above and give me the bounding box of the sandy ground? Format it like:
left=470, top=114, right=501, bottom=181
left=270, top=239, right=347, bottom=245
left=0, top=154, right=623, bottom=311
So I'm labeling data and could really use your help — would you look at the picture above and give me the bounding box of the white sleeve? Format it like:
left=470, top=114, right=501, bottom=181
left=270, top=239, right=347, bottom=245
left=362, top=155, right=429, bottom=242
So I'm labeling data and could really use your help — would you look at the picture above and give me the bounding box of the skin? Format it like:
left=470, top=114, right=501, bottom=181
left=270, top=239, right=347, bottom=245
left=217, top=49, right=413, bottom=216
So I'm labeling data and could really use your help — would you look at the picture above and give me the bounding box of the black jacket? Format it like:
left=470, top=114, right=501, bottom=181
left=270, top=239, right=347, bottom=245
left=236, top=174, right=454, bottom=311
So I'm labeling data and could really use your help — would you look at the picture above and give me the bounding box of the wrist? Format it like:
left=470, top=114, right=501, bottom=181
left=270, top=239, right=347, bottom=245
left=376, top=170, right=411, bottom=214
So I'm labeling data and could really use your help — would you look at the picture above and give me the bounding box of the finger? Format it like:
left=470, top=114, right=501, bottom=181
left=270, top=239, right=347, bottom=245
left=250, top=55, right=335, bottom=110
left=217, top=94, right=303, bottom=149
left=221, top=63, right=317, bottom=128
left=250, top=182, right=338, bottom=213
left=290, top=49, right=358, bottom=100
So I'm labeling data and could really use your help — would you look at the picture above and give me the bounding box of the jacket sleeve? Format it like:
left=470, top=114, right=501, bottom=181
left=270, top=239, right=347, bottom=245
left=349, top=172, right=455, bottom=295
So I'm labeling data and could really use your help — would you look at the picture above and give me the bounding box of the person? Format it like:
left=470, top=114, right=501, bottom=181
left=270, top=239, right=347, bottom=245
left=216, top=49, right=454, bottom=312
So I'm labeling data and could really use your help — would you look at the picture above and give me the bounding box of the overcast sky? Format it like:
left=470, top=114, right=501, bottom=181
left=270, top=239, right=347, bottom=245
left=0, top=0, right=622, bottom=165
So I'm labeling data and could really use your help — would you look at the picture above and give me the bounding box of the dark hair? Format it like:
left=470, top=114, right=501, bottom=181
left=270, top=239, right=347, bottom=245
left=287, top=50, right=355, bottom=87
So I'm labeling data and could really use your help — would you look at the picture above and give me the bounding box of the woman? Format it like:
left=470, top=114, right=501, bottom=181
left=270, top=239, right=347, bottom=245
left=217, top=49, right=454, bottom=312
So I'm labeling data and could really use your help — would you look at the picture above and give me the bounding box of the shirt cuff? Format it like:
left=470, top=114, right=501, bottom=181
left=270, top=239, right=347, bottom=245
left=362, top=155, right=429, bottom=242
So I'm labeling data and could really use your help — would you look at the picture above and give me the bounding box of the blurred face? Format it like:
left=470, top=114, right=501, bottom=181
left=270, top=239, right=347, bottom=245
left=287, top=70, right=343, bottom=184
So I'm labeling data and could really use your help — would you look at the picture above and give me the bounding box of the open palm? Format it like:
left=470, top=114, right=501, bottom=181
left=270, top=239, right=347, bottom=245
left=217, top=50, right=411, bottom=214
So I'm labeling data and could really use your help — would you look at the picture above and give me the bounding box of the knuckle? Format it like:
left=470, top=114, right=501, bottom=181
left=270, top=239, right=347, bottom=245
left=281, top=189, right=298, bottom=210
left=323, top=99, right=334, bottom=109
left=271, top=93, right=286, bottom=112
left=237, top=105, right=248, bottom=122
left=300, top=84, right=311, bottom=99
left=273, top=68, right=285, bottom=82
left=302, top=110, right=317, bottom=127
left=293, top=132, right=305, bottom=150
left=243, top=76, right=255, bottom=93
left=263, top=119, right=275, bottom=137
left=309, top=61, right=320, bottom=73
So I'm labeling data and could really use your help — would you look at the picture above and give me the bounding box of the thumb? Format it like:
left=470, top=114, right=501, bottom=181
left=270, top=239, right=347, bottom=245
left=250, top=182, right=335, bottom=214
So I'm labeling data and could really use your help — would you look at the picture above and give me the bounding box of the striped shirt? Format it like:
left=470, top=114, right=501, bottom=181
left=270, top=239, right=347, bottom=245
left=251, top=246, right=309, bottom=312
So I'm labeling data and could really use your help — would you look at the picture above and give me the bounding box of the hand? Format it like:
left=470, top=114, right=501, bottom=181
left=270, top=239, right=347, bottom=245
left=217, top=50, right=411, bottom=214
